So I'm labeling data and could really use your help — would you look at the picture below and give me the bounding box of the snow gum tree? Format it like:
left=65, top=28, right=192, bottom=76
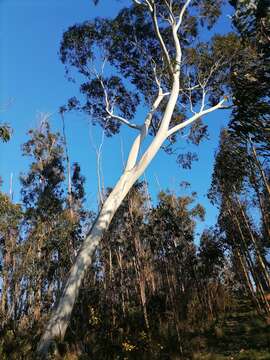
left=38, top=0, right=239, bottom=355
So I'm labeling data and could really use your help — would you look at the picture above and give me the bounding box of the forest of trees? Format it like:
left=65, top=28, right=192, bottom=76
left=0, top=0, right=269, bottom=359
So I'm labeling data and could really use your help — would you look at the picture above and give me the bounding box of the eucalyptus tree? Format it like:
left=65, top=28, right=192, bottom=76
left=88, top=182, right=152, bottom=356
left=20, top=120, right=89, bottom=324
left=228, top=0, right=270, bottom=155
left=60, top=184, right=223, bottom=358
left=209, top=129, right=270, bottom=314
left=145, top=190, right=204, bottom=344
left=197, top=229, right=226, bottom=322
left=20, top=120, right=67, bottom=322
left=0, top=192, right=22, bottom=323
left=228, top=0, right=270, bottom=230
left=38, top=0, right=237, bottom=354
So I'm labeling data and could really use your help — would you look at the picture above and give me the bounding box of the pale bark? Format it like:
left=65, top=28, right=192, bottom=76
left=37, top=72, right=181, bottom=355
left=37, top=1, right=226, bottom=355
left=38, top=81, right=224, bottom=359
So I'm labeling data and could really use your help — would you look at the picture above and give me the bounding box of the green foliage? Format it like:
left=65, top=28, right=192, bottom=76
left=0, top=124, right=11, bottom=142
left=1, top=2, right=269, bottom=359
left=208, top=129, right=249, bottom=203
left=228, top=0, right=270, bottom=155
left=59, top=0, right=234, bottom=151
left=0, top=138, right=269, bottom=359
left=21, top=120, right=65, bottom=215
left=0, top=193, right=22, bottom=235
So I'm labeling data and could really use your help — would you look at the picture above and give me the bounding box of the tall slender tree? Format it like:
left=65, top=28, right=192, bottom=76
left=38, top=1, right=241, bottom=354
left=209, top=128, right=270, bottom=315
left=0, top=193, right=22, bottom=324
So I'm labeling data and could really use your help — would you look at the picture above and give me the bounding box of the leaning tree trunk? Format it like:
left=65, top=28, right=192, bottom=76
left=37, top=170, right=136, bottom=354
left=37, top=73, right=181, bottom=356
left=37, top=17, right=225, bottom=350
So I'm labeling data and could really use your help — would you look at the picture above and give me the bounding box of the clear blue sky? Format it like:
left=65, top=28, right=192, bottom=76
left=0, top=0, right=233, bottom=238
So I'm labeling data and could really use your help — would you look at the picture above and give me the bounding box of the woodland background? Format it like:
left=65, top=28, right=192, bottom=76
left=0, top=0, right=270, bottom=359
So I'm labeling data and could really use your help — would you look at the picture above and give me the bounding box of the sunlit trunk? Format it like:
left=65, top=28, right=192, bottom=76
left=37, top=63, right=182, bottom=357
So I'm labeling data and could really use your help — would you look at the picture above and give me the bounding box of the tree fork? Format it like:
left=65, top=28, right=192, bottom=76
left=37, top=0, right=227, bottom=354
left=36, top=116, right=170, bottom=355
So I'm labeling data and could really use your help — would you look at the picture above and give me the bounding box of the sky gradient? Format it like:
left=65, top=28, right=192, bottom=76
left=0, top=0, right=233, bottom=239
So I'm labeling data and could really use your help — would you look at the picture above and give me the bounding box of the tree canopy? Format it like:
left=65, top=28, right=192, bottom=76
left=1, top=1, right=270, bottom=359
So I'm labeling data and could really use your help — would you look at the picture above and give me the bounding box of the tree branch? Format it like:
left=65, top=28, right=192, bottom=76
left=162, top=0, right=175, bottom=24
left=99, top=76, right=141, bottom=131
left=167, top=98, right=226, bottom=137
left=125, top=91, right=166, bottom=171
left=150, top=2, right=174, bottom=76
left=176, top=0, right=192, bottom=31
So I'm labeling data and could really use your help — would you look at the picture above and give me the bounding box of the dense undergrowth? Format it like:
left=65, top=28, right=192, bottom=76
left=0, top=297, right=269, bottom=359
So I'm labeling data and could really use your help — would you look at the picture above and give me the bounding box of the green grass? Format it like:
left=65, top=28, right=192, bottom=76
left=192, top=350, right=270, bottom=360
left=190, top=298, right=270, bottom=360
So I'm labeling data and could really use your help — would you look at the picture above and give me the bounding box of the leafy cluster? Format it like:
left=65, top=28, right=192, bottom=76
left=0, top=125, right=11, bottom=142
left=59, top=0, right=236, bottom=149
left=228, top=0, right=270, bottom=154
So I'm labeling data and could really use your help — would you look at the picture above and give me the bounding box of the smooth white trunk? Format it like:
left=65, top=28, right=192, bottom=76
left=37, top=72, right=181, bottom=356
left=37, top=166, right=154, bottom=356
left=37, top=1, right=228, bottom=356
left=37, top=170, right=134, bottom=355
